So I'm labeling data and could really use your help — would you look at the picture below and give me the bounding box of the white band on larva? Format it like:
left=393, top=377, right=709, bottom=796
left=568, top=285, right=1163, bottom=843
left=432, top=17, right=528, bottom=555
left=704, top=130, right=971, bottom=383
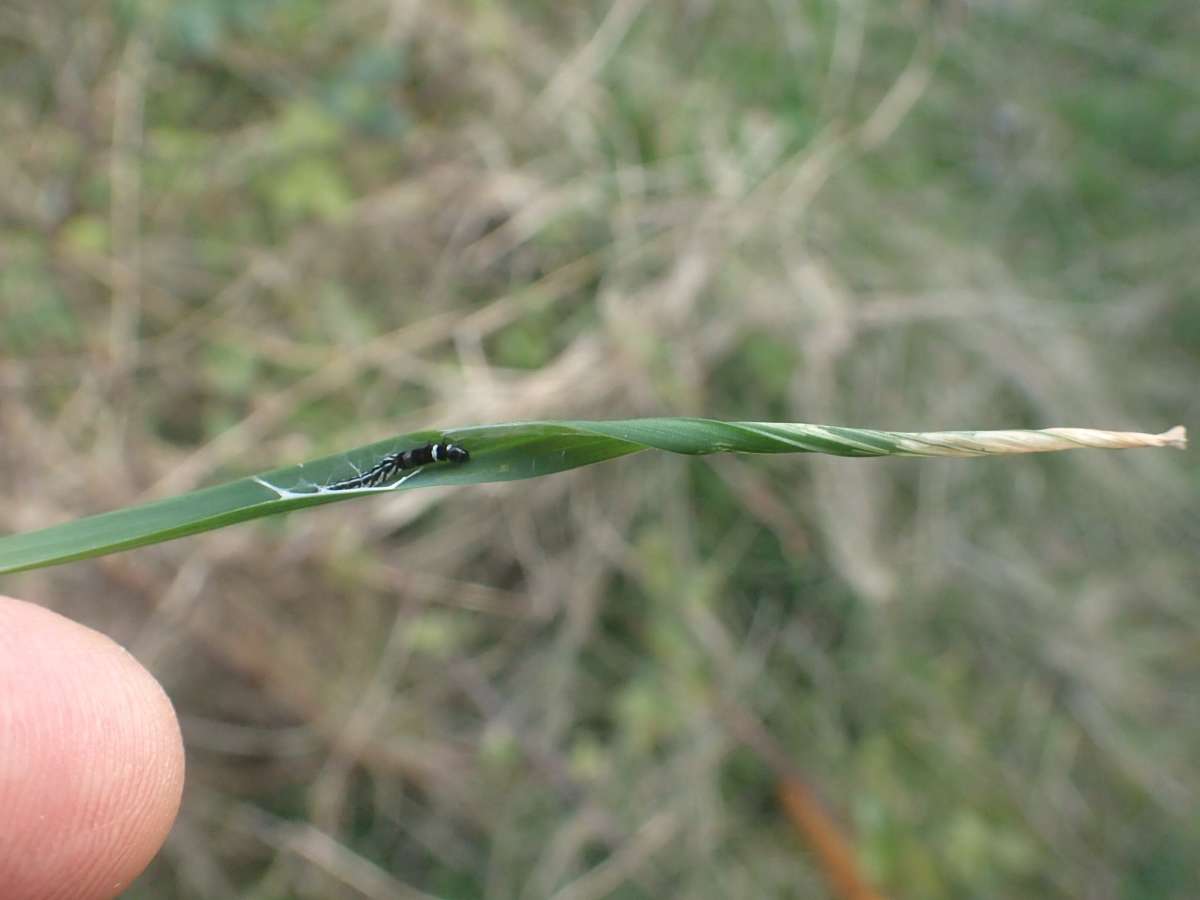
left=432, top=444, right=442, bottom=462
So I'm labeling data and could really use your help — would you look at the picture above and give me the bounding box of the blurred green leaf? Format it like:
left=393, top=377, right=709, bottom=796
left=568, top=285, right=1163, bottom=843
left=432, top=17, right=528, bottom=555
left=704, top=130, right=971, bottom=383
left=262, top=156, right=353, bottom=223
left=60, top=215, right=110, bottom=255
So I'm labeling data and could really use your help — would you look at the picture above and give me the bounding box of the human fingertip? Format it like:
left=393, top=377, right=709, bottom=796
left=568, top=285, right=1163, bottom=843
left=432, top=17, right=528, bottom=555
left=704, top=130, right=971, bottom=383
left=0, top=595, right=185, bottom=900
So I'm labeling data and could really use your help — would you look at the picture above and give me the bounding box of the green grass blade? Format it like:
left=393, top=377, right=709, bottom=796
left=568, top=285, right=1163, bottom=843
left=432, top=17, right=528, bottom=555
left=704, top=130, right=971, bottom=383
left=0, top=419, right=1183, bottom=575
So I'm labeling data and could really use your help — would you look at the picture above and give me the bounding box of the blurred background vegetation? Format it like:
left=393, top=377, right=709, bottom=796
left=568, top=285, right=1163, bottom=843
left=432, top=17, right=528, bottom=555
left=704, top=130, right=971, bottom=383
left=2, top=1, right=1198, bottom=897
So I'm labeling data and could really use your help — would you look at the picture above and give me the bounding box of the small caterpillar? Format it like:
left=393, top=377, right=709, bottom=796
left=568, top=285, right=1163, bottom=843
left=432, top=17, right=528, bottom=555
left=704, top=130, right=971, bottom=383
left=327, top=442, right=469, bottom=491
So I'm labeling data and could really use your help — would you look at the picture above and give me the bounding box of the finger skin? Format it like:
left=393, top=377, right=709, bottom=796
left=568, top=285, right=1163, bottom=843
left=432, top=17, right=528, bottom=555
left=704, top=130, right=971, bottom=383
left=0, top=595, right=185, bottom=899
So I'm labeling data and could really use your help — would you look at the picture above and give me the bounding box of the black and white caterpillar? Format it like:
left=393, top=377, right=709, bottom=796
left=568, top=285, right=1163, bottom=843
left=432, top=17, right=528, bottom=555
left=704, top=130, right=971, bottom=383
left=328, top=442, right=469, bottom=491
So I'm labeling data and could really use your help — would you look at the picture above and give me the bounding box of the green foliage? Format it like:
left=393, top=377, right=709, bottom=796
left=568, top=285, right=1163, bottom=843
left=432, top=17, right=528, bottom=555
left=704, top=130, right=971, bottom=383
left=0, top=243, right=78, bottom=352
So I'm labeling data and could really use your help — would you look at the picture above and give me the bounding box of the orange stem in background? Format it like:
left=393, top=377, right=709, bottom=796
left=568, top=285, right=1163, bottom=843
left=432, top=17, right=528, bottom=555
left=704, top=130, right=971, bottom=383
left=722, top=700, right=888, bottom=900
left=777, top=776, right=887, bottom=900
